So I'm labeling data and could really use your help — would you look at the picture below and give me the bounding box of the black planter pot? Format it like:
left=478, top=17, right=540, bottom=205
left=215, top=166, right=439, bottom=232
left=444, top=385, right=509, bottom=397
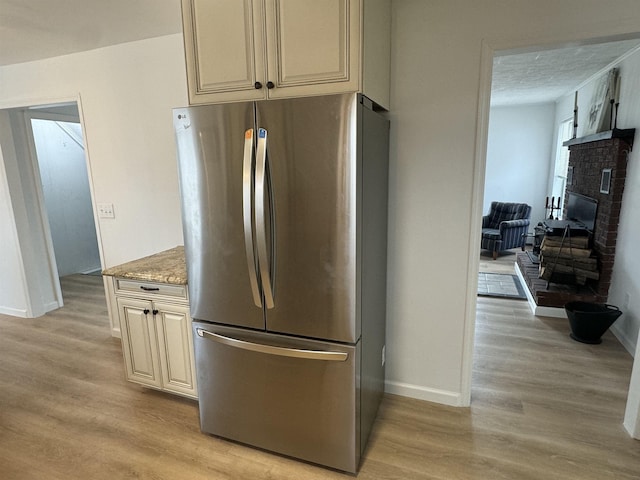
left=564, top=301, right=623, bottom=344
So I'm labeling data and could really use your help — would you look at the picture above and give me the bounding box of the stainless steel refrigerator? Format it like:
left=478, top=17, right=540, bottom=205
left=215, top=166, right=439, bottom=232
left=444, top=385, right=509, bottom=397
left=173, top=93, right=388, bottom=473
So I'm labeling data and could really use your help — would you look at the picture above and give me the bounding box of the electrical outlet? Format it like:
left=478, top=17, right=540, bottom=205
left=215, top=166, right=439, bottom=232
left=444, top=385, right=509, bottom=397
left=381, top=345, right=386, bottom=367
left=97, top=203, right=115, bottom=219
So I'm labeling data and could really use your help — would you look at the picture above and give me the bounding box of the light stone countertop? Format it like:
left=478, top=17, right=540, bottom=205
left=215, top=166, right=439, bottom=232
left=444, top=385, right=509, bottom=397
left=101, top=246, right=187, bottom=285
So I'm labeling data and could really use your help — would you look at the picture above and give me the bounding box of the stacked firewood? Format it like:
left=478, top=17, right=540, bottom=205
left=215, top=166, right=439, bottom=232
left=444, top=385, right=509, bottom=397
left=539, top=234, right=599, bottom=285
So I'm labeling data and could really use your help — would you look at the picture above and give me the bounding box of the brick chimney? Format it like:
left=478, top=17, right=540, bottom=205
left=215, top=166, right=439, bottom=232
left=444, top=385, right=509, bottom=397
left=565, top=129, right=635, bottom=300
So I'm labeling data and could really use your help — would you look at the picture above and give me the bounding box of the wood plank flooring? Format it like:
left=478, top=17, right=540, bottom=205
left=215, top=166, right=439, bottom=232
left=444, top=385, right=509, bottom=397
left=0, top=270, right=638, bottom=479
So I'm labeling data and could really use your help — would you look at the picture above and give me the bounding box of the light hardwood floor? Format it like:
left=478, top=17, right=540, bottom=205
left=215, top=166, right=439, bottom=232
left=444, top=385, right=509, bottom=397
left=0, top=270, right=638, bottom=479
left=479, top=249, right=519, bottom=275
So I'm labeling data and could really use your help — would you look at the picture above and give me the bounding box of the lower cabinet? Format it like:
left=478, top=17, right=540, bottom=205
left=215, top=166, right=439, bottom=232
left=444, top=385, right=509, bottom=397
left=113, top=279, right=197, bottom=399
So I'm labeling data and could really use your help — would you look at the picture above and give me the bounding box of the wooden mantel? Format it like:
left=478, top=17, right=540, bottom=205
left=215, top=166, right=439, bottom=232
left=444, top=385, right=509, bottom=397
left=563, top=128, right=635, bottom=150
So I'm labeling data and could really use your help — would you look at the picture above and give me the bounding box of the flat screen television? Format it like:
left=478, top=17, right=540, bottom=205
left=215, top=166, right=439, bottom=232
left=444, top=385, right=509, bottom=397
left=565, top=192, right=597, bottom=231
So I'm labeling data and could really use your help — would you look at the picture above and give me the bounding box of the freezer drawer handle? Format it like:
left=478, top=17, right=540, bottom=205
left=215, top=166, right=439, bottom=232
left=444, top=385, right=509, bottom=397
left=196, top=329, right=348, bottom=362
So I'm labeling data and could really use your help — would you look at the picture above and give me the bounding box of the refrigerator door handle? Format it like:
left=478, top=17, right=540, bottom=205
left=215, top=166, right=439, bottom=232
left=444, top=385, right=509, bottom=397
left=242, top=129, right=262, bottom=307
left=196, top=328, right=349, bottom=362
left=255, top=128, right=275, bottom=309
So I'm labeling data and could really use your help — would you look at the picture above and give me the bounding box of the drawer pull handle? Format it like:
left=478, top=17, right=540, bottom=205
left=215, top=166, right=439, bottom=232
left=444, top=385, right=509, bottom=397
left=196, top=329, right=348, bottom=362
left=140, top=286, right=160, bottom=291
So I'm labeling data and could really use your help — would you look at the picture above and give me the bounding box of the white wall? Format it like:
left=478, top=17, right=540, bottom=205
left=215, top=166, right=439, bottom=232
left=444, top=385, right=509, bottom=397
left=388, top=0, right=640, bottom=406
left=0, top=35, right=187, bottom=318
left=608, top=48, right=640, bottom=354
left=0, top=34, right=188, bottom=317
left=484, top=104, right=555, bottom=223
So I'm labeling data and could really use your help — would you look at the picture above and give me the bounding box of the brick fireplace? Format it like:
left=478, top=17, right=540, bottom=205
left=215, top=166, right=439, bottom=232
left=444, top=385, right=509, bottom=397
left=517, top=128, right=635, bottom=309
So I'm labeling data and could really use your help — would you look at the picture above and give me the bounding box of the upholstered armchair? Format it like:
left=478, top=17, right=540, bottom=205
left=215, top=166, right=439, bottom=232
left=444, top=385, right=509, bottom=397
left=481, top=202, right=531, bottom=260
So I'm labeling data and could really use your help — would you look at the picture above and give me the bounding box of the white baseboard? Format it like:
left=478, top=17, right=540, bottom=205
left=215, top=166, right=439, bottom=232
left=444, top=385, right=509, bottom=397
left=43, top=300, right=60, bottom=313
left=80, top=266, right=102, bottom=275
left=610, top=323, right=636, bottom=357
left=0, top=301, right=60, bottom=318
left=111, top=326, right=121, bottom=339
left=385, top=380, right=464, bottom=407
left=0, top=306, right=29, bottom=317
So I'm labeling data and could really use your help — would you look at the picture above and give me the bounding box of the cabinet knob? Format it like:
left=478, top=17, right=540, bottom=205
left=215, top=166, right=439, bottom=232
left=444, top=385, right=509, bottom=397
left=254, top=82, right=263, bottom=89
left=143, top=309, right=150, bottom=315
left=152, top=309, right=159, bottom=316
left=266, top=81, right=275, bottom=89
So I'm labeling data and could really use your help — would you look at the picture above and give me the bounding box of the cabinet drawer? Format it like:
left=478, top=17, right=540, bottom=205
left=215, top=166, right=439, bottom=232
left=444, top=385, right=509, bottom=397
left=115, top=279, right=188, bottom=300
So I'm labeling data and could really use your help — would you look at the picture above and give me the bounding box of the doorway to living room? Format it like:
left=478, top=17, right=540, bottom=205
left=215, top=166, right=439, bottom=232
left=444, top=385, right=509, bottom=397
left=472, top=35, right=640, bottom=441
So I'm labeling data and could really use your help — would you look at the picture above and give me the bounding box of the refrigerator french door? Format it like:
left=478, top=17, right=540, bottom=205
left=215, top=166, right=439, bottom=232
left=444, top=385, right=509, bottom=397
left=174, top=94, right=389, bottom=473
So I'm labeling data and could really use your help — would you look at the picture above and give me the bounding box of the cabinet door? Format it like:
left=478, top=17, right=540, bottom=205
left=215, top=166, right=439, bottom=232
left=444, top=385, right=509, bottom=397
left=117, top=298, right=162, bottom=388
left=264, top=0, right=360, bottom=99
left=153, top=302, right=198, bottom=399
left=182, top=0, right=267, bottom=104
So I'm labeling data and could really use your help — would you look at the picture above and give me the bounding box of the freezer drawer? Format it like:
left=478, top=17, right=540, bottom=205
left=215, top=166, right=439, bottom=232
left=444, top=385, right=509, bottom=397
left=192, top=322, right=361, bottom=473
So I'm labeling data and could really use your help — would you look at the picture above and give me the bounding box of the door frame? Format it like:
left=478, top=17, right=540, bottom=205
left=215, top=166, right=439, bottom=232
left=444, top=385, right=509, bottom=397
left=0, top=93, right=105, bottom=316
left=465, top=35, right=640, bottom=436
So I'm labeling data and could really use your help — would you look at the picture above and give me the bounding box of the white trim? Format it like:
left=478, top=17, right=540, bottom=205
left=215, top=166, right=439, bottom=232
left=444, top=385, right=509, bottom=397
left=42, top=300, right=60, bottom=314
left=0, top=110, right=34, bottom=318
left=515, top=261, right=568, bottom=318
left=624, top=337, right=640, bottom=438
left=460, top=40, right=495, bottom=408
left=0, top=306, right=29, bottom=317
left=0, top=94, right=84, bottom=111
left=3, top=93, right=107, bottom=314
left=385, top=380, right=463, bottom=407
left=21, top=110, right=64, bottom=310
left=531, top=304, right=567, bottom=319
left=79, top=267, right=102, bottom=275
left=76, top=93, right=107, bottom=275
left=611, top=324, right=636, bottom=357
left=1, top=93, right=108, bottom=321
left=104, top=276, right=121, bottom=338
left=24, top=111, right=80, bottom=123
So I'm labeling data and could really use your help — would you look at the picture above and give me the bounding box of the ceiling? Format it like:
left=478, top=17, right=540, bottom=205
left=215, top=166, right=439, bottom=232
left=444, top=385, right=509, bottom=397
left=492, top=39, right=640, bottom=106
left=1, top=1, right=639, bottom=107
left=0, top=0, right=181, bottom=67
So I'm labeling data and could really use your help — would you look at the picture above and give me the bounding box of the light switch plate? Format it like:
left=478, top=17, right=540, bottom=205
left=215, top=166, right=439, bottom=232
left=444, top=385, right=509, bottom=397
left=97, top=203, right=115, bottom=218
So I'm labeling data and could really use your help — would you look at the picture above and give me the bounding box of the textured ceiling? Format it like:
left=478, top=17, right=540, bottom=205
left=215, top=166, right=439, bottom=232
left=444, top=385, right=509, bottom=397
left=492, top=39, right=640, bottom=106
left=0, top=0, right=182, bottom=66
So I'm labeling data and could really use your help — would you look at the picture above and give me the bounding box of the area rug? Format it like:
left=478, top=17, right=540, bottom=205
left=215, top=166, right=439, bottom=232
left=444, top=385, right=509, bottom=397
left=477, top=272, right=527, bottom=300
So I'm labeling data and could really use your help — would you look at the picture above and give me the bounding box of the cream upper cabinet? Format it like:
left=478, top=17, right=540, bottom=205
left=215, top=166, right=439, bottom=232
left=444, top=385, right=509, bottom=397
left=182, top=0, right=266, bottom=103
left=181, top=0, right=390, bottom=109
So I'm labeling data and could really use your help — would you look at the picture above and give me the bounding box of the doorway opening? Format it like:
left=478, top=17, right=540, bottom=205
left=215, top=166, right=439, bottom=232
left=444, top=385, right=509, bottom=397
left=28, top=107, right=101, bottom=278
left=469, top=35, right=640, bottom=438
left=0, top=99, right=102, bottom=317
